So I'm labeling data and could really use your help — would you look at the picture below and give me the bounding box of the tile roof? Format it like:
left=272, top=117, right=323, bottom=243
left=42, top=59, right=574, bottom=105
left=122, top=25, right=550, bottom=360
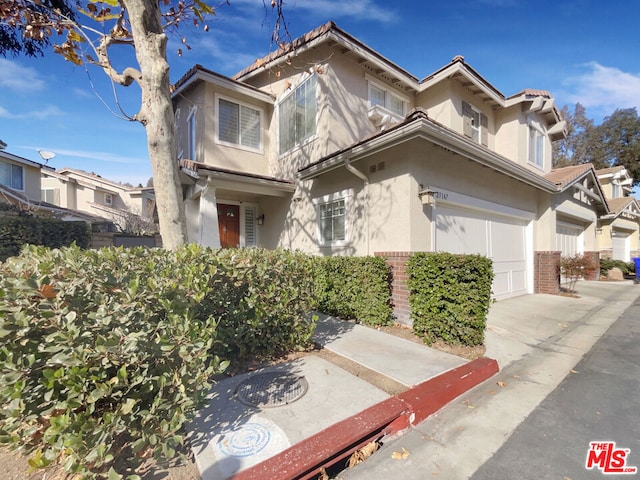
left=606, top=196, right=635, bottom=214
left=544, top=164, right=594, bottom=188
left=595, top=166, right=625, bottom=176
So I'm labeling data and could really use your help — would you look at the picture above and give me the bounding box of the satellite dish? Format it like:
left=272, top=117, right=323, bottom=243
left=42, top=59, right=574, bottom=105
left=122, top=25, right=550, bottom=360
left=37, top=149, right=56, bottom=164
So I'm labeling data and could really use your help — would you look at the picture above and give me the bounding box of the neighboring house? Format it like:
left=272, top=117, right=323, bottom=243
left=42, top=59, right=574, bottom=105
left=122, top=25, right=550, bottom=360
left=0, top=150, right=113, bottom=229
left=595, top=166, right=640, bottom=262
left=172, top=21, right=608, bottom=307
left=1, top=149, right=46, bottom=202
left=40, top=168, right=157, bottom=233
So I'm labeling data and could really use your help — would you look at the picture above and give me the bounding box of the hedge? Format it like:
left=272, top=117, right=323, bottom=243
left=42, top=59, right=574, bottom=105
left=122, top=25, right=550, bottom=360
left=313, top=256, right=393, bottom=327
left=407, top=252, right=493, bottom=346
left=0, top=214, right=91, bottom=261
left=0, top=245, right=316, bottom=478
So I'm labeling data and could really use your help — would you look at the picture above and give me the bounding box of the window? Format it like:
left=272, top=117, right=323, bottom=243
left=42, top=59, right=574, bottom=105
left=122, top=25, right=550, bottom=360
left=612, top=183, right=621, bottom=198
left=187, top=108, right=196, bottom=161
left=41, top=188, right=60, bottom=205
left=104, top=193, right=113, bottom=205
left=528, top=125, right=545, bottom=168
left=462, top=101, right=488, bottom=146
left=279, top=75, right=317, bottom=154
left=0, top=161, right=24, bottom=190
left=217, top=97, right=261, bottom=151
left=368, top=82, right=406, bottom=117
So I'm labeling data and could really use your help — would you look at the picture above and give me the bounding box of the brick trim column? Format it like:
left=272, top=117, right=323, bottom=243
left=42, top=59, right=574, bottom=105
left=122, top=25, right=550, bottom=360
left=534, top=251, right=560, bottom=294
left=583, top=251, right=600, bottom=281
left=375, top=252, right=412, bottom=326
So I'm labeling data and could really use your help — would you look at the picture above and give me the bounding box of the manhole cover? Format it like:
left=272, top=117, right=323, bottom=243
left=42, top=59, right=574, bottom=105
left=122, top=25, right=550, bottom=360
left=236, top=372, right=309, bottom=408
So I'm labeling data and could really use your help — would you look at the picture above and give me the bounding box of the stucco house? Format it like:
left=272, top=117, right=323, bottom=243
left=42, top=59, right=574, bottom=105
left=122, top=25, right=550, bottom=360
left=595, top=166, right=640, bottom=262
left=1, top=149, right=46, bottom=203
left=40, top=168, right=157, bottom=233
left=172, top=21, right=607, bottom=312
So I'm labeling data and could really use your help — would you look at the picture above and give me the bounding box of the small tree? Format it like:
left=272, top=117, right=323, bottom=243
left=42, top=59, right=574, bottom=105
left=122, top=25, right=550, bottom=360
left=560, top=254, right=595, bottom=292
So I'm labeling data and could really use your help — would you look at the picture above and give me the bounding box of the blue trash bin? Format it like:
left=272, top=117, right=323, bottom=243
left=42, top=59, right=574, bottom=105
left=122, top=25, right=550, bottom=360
left=633, top=258, right=640, bottom=280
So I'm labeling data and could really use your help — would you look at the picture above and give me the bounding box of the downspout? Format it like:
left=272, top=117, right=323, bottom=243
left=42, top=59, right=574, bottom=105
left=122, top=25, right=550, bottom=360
left=344, top=159, right=370, bottom=254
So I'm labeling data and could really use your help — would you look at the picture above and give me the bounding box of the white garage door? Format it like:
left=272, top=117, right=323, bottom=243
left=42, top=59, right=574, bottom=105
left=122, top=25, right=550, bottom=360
left=556, top=223, right=582, bottom=257
left=435, top=205, right=528, bottom=299
left=612, top=230, right=631, bottom=262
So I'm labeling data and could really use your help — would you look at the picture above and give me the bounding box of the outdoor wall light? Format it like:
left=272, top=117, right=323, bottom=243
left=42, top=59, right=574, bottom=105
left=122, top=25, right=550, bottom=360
left=257, top=214, right=265, bottom=225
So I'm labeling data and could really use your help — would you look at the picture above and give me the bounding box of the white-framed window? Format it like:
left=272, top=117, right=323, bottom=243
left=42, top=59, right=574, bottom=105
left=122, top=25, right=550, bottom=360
left=279, top=74, right=317, bottom=154
left=0, top=161, right=24, bottom=190
left=612, top=183, right=621, bottom=198
left=368, top=80, right=406, bottom=117
left=462, top=101, right=488, bottom=146
left=216, top=96, right=262, bottom=152
left=528, top=124, right=545, bottom=168
left=315, top=190, right=351, bottom=246
left=104, top=193, right=113, bottom=205
left=187, top=107, right=197, bottom=161
left=41, top=188, right=60, bottom=205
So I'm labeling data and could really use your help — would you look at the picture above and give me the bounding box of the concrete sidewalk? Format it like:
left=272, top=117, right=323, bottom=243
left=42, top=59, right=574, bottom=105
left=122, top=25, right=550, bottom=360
left=341, top=280, right=640, bottom=480
left=188, top=280, right=640, bottom=480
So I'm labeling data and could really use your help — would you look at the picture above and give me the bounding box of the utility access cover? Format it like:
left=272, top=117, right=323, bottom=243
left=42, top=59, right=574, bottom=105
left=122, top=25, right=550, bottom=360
left=236, top=372, right=309, bottom=408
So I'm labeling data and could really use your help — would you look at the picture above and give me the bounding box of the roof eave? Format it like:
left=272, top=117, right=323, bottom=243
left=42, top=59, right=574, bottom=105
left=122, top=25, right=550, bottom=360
left=299, top=117, right=558, bottom=193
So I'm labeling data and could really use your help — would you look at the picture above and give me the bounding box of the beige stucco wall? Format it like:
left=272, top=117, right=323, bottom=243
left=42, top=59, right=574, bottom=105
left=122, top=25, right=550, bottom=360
left=553, top=189, right=600, bottom=252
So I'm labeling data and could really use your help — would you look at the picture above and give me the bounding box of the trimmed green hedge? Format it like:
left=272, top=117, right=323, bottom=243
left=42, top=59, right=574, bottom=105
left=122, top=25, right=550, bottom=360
left=0, top=215, right=91, bottom=261
left=313, top=256, right=393, bottom=326
left=407, top=252, right=493, bottom=346
left=0, top=245, right=316, bottom=478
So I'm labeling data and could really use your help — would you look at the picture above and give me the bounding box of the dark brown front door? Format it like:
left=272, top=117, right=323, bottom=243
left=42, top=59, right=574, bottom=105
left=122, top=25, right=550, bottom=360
left=218, top=204, right=240, bottom=248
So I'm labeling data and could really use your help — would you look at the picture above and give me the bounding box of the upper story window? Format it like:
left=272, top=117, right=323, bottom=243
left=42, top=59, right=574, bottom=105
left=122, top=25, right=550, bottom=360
left=104, top=193, right=113, bottom=205
left=462, top=101, right=488, bottom=146
left=528, top=124, right=545, bottom=169
left=187, top=107, right=197, bottom=161
left=368, top=81, right=406, bottom=117
left=217, top=97, right=262, bottom=151
left=612, top=183, right=621, bottom=198
left=279, top=74, right=317, bottom=154
left=0, top=160, right=24, bottom=190
left=41, top=188, right=60, bottom=205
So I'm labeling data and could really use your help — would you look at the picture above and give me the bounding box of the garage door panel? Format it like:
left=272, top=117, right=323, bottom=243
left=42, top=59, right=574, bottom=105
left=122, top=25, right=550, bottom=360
left=436, top=208, right=488, bottom=255
left=436, top=206, right=529, bottom=300
left=490, top=219, right=525, bottom=261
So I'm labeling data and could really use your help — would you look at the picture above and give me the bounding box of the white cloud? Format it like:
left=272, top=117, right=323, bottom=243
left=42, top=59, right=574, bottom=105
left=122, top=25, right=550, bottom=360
left=33, top=147, right=147, bottom=165
left=0, top=59, right=46, bottom=92
left=0, top=104, right=63, bottom=120
left=563, top=62, right=640, bottom=116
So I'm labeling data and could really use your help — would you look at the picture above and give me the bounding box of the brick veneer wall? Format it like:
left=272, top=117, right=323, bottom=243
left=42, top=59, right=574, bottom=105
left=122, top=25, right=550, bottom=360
left=375, top=251, right=412, bottom=326
left=583, top=251, right=600, bottom=281
left=534, top=251, right=561, bottom=294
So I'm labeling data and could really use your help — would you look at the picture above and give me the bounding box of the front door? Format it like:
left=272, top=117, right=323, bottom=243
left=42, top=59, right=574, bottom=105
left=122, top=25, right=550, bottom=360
left=217, top=204, right=240, bottom=248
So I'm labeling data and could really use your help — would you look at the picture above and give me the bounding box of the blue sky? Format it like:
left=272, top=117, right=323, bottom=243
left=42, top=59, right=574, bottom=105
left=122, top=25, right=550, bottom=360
left=1, top=0, right=639, bottom=186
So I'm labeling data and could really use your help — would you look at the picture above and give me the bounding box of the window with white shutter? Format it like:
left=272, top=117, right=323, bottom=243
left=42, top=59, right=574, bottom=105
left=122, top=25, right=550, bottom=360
left=243, top=205, right=257, bottom=247
left=217, top=97, right=262, bottom=151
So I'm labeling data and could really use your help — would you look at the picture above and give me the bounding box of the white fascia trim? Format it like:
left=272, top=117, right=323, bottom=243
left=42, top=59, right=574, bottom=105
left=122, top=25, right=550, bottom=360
left=174, top=69, right=274, bottom=105
left=419, top=63, right=505, bottom=105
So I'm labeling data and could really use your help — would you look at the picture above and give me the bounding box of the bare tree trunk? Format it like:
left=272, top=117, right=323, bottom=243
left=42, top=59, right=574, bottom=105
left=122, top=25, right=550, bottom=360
left=123, top=0, right=187, bottom=250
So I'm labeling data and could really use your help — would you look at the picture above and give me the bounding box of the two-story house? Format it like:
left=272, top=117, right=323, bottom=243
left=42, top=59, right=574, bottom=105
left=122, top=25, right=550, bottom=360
left=1, top=149, right=46, bottom=203
left=172, top=21, right=608, bottom=304
left=595, top=166, right=640, bottom=262
left=41, top=168, right=157, bottom=233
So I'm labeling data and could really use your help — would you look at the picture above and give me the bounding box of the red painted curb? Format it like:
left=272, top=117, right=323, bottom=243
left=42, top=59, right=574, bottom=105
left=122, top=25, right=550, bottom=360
left=232, top=397, right=408, bottom=480
left=232, top=357, right=499, bottom=480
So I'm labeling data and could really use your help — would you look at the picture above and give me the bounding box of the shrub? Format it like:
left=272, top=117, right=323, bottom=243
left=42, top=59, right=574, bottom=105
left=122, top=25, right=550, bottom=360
left=0, top=244, right=317, bottom=478
left=312, top=256, right=393, bottom=326
left=0, top=215, right=91, bottom=261
left=407, top=252, right=493, bottom=346
left=560, top=254, right=596, bottom=291
left=212, top=248, right=318, bottom=361
left=600, top=258, right=635, bottom=275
